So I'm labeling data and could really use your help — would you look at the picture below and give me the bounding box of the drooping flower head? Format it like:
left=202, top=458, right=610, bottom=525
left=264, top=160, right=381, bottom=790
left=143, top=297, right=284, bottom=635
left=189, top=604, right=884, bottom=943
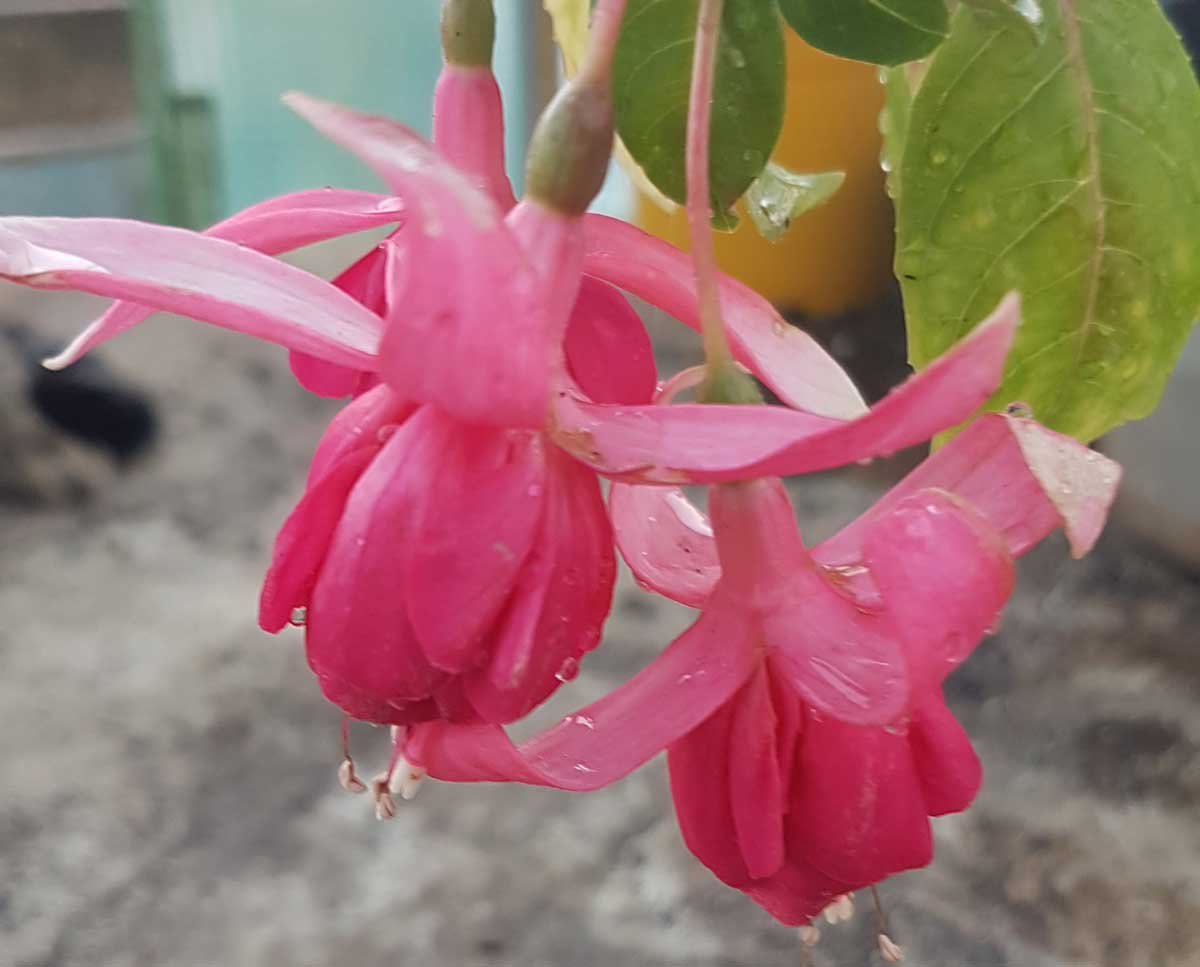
left=397, top=317, right=1121, bottom=923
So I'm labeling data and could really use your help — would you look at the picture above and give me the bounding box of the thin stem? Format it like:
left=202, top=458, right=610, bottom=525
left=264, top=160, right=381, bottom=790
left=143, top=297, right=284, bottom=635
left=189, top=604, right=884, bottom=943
left=686, top=0, right=734, bottom=375
left=582, top=0, right=629, bottom=81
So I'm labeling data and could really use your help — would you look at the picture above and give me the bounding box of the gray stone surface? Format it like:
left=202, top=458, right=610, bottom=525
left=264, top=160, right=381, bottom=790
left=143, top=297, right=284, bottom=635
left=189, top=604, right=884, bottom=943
left=1106, top=330, right=1200, bottom=574
left=2, top=276, right=1199, bottom=967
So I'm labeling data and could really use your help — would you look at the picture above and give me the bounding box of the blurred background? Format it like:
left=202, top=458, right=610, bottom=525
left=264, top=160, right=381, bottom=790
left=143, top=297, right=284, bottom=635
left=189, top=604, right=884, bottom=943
left=1, top=2, right=1198, bottom=965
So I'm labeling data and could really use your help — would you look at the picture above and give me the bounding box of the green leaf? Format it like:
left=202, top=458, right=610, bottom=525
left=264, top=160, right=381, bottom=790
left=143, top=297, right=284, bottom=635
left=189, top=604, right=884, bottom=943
left=896, top=0, right=1200, bottom=443
left=959, top=0, right=1047, bottom=43
left=612, top=0, right=785, bottom=216
left=777, top=0, right=949, bottom=66
left=880, top=66, right=913, bottom=201
left=746, top=164, right=845, bottom=241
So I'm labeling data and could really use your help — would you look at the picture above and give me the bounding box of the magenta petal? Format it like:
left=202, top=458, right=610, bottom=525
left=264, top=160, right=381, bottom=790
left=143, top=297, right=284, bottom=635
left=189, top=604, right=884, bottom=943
left=858, top=489, right=1014, bottom=691
left=764, top=598, right=908, bottom=727
left=709, top=480, right=908, bottom=726
left=551, top=294, right=1019, bottom=483
left=817, top=412, right=1121, bottom=566
left=909, top=691, right=983, bottom=817
left=565, top=277, right=657, bottom=405
left=466, top=448, right=615, bottom=723
left=40, top=191, right=399, bottom=370
left=433, top=66, right=516, bottom=210
left=201, top=188, right=403, bottom=249
left=610, top=484, right=718, bottom=608
left=288, top=351, right=369, bottom=399
left=0, top=217, right=383, bottom=371
left=403, top=414, right=545, bottom=674
left=259, top=447, right=375, bottom=633
left=792, top=711, right=932, bottom=886
left=306, top=384, right=412, bottom=486
left=728, top=665, right=787, bottom=880
left=744, top=860, right=848, bottom=928
left=307, top=415, right=445, bottom=721
left=289, top=244, right=391, bottom=397
left=667, top=698, right=748, bottom=887
left=406, top=594, right=759, bottom=789
left=582, top=214, right=867, bottom=420
left=286, top=93, right=549, bottom=426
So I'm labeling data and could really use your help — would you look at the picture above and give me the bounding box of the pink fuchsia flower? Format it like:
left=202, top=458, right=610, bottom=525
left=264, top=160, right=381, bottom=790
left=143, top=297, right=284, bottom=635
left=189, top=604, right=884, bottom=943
left=258, top=383, right=614, bottom=727
left=399, top=410, right=1120, bottom=922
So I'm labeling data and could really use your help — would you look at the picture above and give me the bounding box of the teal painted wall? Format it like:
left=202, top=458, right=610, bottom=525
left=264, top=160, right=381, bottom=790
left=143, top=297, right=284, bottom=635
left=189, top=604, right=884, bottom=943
left=159, top=0, right=536, bottom=218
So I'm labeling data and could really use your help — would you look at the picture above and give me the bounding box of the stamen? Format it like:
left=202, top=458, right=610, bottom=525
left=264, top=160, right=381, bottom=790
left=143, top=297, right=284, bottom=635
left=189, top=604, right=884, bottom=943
left=338, top=759, right=367, bottom=794
left=878, top=934, right=904, bottom=963
left=337, top=716, right=366, bottom=794
left=871, top=886, right=904, bottom=962
left=824, top=893, right=854, bottom=924
left=798, top=925, right=820, bottom=947
left=372, top=774, right=398, bottom=821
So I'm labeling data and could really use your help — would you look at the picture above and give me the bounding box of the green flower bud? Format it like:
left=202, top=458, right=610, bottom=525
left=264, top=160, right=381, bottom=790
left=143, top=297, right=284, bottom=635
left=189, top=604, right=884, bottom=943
left=441, top=0, right=495, bottom=68
left=524, top=76, right=614, bottom=216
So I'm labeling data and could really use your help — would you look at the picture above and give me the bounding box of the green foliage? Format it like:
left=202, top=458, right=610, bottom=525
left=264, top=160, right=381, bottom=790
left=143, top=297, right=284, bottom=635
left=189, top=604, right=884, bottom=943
left=745, top=164, right=845, bottom=241
left=777, top=0, right=949, bottom=66
left=959, top=0, right=1047, bottom=43
left=895, top=0, right=1200, bottom=443
left=879, top=66, right=914, bottom=201
left=612, top=0, right=785, bottom=218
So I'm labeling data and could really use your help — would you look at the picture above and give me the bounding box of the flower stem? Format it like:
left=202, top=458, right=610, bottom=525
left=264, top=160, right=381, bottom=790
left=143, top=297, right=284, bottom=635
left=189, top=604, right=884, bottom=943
left=686, top=0, right=760, bottom=405
left=582, top=0, right=629, bottom=83
left=526, top=0, right=626, bottom=214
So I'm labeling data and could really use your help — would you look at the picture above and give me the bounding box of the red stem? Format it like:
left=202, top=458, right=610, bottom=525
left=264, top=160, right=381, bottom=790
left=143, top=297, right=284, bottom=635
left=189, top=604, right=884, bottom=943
left=583, top=0, right=629, bottom=81
left=685, top=0, right=734, bottom=373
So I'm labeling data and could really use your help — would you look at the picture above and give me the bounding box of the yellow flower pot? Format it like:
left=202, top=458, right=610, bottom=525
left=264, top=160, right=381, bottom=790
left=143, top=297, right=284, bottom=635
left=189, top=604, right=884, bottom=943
left=636, top=33, right=895, bottom=317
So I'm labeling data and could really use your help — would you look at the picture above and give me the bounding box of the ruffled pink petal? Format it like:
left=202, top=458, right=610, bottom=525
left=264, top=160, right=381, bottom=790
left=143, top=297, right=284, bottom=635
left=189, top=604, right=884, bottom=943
left=791, top=710, right=933, bottom=886
left=667, top=696, right=748, bottom=887
left=306, top=414, right=445, bottom=724
left=550, top=294, right=1019, bottom=483
left=290, top=244, right=391, bottom=397
left=909, top=690, right=983, bottom=817
left=404, top=591, right=759, bottom=789
left=582, top=214, right=867, bottom=420
left=465, top=447, right=615, bottom=723
left=859, top=489, right=1013, bottom=692
left=728, top=665, right=787, bottom=880
left=816, top=412, right=1121, bottom=565
left=258, top=447, right=376, bottom=634
left=286, top=93, right=549, bottom=427
left=403, top=414, right=546, bottom=674
left=744, top=860, right=849, bottom=928
left=306, top=383, right=412, bottom=486
left=433, top=65, right=516, bottom=210
left=39, top=191, right=399, bottom=370
left=709, top=480, right=909, bottom=726
left=610, top=483, right=718, bottom=608
left=564, top=277, right=657, bottom=405
left=288, top=351, right=370, bottom=399
left=0, top=217, right=383, bottom=372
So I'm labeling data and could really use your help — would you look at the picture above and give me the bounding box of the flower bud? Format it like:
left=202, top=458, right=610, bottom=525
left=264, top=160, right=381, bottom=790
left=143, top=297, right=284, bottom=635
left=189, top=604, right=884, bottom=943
left=525, top=75, right=614, bottom=215
left=441, top=0, right=495, bottom=68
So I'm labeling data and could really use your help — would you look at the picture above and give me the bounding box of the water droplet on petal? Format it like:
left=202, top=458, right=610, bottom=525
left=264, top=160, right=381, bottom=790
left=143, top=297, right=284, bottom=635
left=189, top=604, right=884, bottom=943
left=555, top=656, right=580, bottom=683
left=289, top=607, right=307, bottom=628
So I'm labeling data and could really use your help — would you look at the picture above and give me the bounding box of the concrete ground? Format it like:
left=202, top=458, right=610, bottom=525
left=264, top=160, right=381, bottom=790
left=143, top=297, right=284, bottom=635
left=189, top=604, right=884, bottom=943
left=2, top=263, right=1198, bottom=967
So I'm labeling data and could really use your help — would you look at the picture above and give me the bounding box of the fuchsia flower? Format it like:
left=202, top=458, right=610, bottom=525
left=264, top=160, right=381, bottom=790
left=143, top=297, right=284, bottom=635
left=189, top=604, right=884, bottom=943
left=396, top=296, right=1122, bottom=922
